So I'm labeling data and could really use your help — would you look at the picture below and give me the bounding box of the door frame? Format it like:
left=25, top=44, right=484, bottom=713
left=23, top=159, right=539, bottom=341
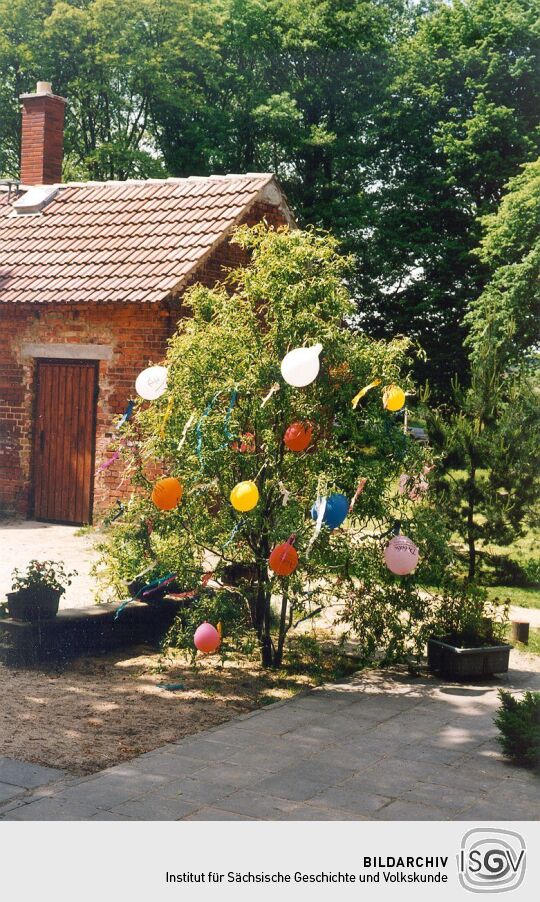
left=30, top=358, right=99, bottom=525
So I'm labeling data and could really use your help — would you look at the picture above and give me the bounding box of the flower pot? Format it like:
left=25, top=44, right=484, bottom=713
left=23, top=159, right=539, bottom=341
left=428, top=636, right=511, bottom=680
left=6, top=586, right=63, bottom=621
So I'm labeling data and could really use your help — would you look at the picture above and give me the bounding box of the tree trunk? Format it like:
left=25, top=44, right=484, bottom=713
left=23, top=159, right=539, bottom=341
left=467, top=464, right=476, bottom=581
left=274, top=587, right=289, bottom=669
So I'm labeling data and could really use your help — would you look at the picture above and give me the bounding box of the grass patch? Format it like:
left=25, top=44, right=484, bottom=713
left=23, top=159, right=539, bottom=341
left=487, top=586, right=540, bottom=610
left=506, top=626, right=540, bottom=656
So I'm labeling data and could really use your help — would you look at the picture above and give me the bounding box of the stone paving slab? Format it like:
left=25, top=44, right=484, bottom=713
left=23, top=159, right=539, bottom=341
left=0, top=757, right=66, bottom=790
left=1, top=667, right=538, bottom=821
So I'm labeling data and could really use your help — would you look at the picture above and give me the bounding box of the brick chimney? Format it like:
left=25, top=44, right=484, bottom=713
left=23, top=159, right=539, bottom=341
left=20, top=81, right=67, bottom=185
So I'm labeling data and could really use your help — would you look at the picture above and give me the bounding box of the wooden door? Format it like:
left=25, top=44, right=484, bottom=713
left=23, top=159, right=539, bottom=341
left=33, top=360, right=98, bottom=524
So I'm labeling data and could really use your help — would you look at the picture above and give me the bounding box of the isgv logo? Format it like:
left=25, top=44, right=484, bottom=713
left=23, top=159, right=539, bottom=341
left=458, top=828, right=526, bottom=893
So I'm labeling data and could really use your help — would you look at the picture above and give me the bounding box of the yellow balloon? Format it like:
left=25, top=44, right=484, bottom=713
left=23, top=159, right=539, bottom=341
left=230, top=480, right=259, bottom=512
left=383, top=384, right=406, bottom=412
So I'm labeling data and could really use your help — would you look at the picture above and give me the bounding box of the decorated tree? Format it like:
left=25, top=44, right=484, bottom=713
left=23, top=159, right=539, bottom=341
left=100, top=226, right=473, bottom=668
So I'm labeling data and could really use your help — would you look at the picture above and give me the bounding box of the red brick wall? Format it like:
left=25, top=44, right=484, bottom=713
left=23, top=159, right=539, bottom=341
left=0, top=201, right=289, bottom=522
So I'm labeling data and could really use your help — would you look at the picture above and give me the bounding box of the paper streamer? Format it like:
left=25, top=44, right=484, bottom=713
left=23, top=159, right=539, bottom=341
left=159, top=395, right=174, bottom=438
left=279, top=481, right=291, bottom=506
left=351, top=378, right=381, bottom=410
left=110, top=501, right=125, bottom=522
left=306, top=496, right=327, bottom=558
left=177, top=412, right=196, bottom=450
left=261, top=382, right=280, bottom=407
left=196, top=391, right=222, bottom=464
left=223, top=518, right=244, bottom=549
left=220, top=388, right=238, bottom=445
left=140, top=573, right=177, bottom=598
left=349, top=477, right=367, bottom=512
left=95, top=450, right=120, bottom=474
left=114, top=572, right=177, bottom=620
left=166, top=572, right=214, bottom=602
left=115, top=400, right=135, bottom=430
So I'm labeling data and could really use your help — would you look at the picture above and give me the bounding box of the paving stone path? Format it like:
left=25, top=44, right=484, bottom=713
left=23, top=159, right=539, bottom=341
left=1, top=668, right=538, bottom=821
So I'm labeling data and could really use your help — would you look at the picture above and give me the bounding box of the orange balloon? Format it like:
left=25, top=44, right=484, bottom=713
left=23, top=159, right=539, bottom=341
left=151, top=477, right=183, bottom=511
left=269, top=542, right=299, bottom=576
left=283, top=422, right=313, bottom=452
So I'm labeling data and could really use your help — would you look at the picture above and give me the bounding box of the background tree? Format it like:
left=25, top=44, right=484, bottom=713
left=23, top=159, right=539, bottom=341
left=427, top=161, right=540, bottom=581
left=99, top=226, right=475, bottom=668
left=356, top=0, right=540, bottom=394
left=465, top=158, right=540, bottom=368
left=427, top=372, right=540, bottom=581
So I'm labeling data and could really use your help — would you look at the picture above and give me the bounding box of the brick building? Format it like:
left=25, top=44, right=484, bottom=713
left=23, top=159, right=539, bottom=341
left=0, top=82, right=293, bottom=524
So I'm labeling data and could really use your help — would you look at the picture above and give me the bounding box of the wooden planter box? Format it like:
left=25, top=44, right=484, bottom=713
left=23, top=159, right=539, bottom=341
left=428, top=637, right=511, bottom=680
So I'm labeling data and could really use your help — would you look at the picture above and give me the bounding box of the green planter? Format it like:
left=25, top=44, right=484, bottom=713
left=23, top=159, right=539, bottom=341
left=6, top=586, right=63, bottom=621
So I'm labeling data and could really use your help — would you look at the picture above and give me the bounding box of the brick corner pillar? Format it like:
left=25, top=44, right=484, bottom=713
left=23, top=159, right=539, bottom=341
left=20, top=81, right=67, bottom=185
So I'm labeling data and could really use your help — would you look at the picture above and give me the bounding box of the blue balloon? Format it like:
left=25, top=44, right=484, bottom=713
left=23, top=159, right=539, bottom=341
left=310, top=493, right=349, bottom=530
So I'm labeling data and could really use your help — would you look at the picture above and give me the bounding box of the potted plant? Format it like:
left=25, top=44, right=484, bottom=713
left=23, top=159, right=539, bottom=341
left=428, top=586, right=511, bottom=679
left=6, top=560, right=77, bottom=621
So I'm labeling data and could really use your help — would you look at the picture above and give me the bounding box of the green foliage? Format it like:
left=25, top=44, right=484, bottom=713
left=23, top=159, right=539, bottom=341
left=429, top=582, right=508, bottom=646
left=11, top=559, right=76, bottom=593
left=465, top=159, right=540, bottom=368
left=99, top=225, right=472, bottom=667
left=495, top=690, right=540, bottom=770
left=357, top=0, right=540, bottom=394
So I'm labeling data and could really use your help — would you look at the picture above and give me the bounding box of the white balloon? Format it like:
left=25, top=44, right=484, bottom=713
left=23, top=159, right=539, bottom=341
left=135, top=365, right=168, bottom=400
left=280, top=343, right=323, bottom=388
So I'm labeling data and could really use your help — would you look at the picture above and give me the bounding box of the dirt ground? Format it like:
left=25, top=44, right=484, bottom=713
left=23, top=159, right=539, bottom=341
left=0, top=647, right=315, bottom=776
left=2, top=643, right=537, bottom=778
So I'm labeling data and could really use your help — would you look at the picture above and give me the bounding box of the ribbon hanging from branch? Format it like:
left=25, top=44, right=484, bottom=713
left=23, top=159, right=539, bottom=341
left=115, top=400, right=135, bottom=430
left=279, top=481, right=292, bottom=506
left=159, top=395, right=174, bottom=438
left=196, top=391, right=222, bottom=465
left=349, top=477, right=367, bottom=512
left=218, top=388, right=238, bottom=448
left=95, top=450, right=120, bottom=474
left=306, top=495, right=327, bottom=558
left=351, top=378, right=381, bottom=410
left=109, top=501, right=125, bottom=522
left=114, top=572, right=178, bottom=620
left=223, top=517, right=244, bottom=549
left=261, top=382, right=280, bottom=407
left=177, top=412, right=196, bottom=451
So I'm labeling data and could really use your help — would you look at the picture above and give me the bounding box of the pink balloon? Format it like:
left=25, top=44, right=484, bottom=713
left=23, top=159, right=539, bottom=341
left=399, top=473, right=429, bottom=501
left=384, top=535, right=419, bottom=575
left=194, top=622, right=221, bottom=654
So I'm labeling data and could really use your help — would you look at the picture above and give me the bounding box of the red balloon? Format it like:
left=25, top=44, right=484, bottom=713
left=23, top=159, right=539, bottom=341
left=283, top=422, right=313, bottom=452
left=269, top=542, right=299, bottom=576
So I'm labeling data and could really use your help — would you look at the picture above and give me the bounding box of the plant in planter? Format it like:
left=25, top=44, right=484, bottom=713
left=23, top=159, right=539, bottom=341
left=7, top=560, right=77, bottom=621
left=428, top=584, right=511, bottom=679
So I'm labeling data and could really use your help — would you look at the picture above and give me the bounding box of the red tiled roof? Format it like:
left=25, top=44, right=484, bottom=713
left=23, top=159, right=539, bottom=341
left=0, top=174, right=291, bottom=304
